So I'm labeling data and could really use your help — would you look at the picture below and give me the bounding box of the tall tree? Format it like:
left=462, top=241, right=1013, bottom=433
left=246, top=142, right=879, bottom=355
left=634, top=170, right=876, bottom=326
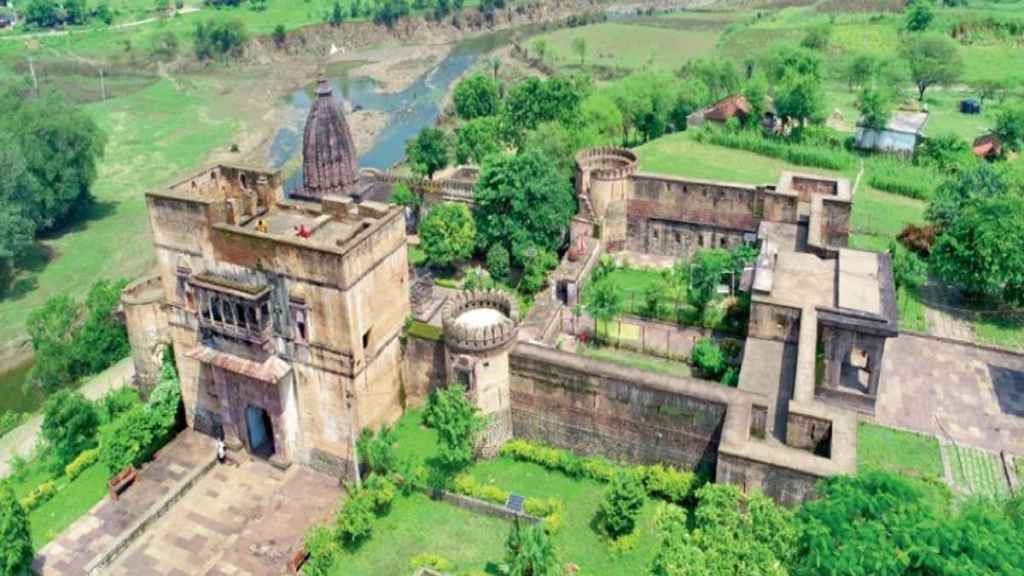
left=904, top=0, right=935, bottom=31
left=473, top=150, right=575, bottom=265
left=902, top=33, right=962, bottom=101
left=773, top=71, right=824, bottom=128
left=41, top=390, right=99, bottom=470
left=418, top=202, right=476, bottom=269
left=856, top=86, right=892, bottom=130
left=995, top=103, right=1024, bottom=154
left=926, top=163, right=1009, bottom=229
left=504, top=521, right=557, bottom=576
left=406, top=127, right=449, bottom=180
left=455, top=116, right=502, bottom=165
left=452, top=73, right=500, bottom=120
left=425, top=384, right=484, bottom=472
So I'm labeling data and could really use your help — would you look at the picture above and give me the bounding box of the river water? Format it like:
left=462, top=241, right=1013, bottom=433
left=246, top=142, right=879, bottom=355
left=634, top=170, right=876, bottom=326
left=268, top=29, right=524, bottom=191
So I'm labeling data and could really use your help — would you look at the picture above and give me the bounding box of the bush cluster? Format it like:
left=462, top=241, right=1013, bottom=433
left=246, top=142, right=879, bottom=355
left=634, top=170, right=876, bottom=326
left=19, top=479, right=59, bottom=512
left=450, top=473, right=565, bottom=534
left=598, top=471, right=646, bottom=538
left=64, top=447, right=99, bottom=481
left=334, top=474, right=398, bottom=548
left=499, top=439, right=704, bottom=505
left=98, top=360, right=181, bottom=476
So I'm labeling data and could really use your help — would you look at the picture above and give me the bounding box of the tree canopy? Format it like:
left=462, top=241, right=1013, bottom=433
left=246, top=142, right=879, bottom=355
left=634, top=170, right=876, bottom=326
left=902, top=33, right=962, bottom=100
left=0, top=483, right=33, bottom=576
left=418, top=202, right=476, bottom=269
left=453, top=73, right=501, bottom=120
left=473, top=150, right=575, bottom=266
left=406, top=127, right=450, bottom=180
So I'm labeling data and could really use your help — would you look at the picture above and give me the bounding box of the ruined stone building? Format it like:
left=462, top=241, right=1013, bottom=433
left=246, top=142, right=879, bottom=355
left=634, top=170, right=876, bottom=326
left=123, top=78, right=408, bottom=476
left=124, top=87, right=896, bottom=504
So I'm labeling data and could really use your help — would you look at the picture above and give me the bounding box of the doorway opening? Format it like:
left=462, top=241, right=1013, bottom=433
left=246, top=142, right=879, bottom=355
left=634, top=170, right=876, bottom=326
left=245, top=405, right=275, bottom=459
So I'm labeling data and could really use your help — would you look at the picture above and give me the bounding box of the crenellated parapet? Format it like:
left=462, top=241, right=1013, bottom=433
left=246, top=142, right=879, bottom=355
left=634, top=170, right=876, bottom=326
left=442, top=289, right=519, bottom=353
left=575, top=147, right=639, bottom=181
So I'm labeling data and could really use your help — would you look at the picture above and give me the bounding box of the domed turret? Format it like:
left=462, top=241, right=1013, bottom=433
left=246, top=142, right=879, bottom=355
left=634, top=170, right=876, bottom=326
left=300, top=76, right=359, bottom=200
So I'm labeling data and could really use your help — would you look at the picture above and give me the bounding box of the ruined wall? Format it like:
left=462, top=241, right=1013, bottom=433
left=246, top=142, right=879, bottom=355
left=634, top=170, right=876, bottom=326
left=748, top=301, right=802, bottom=343
left=790, top=175, right=836, bottom=202
left=821, top=198, right=851, bottom=248
left=761, top=191, right=799, bottom=224
left=121, top=275, right=169, bottom=395
left=785, top=412, right=832, bottom=456
left=509, top=343, right=738, bottom=470
left=715, top=451, right=820, bottom=506
left=403, top=335, right=445, bottom=406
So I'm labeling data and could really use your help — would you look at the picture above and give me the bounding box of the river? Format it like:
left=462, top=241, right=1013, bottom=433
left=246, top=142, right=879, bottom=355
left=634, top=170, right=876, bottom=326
left=268, top=28, right=526, bottom=191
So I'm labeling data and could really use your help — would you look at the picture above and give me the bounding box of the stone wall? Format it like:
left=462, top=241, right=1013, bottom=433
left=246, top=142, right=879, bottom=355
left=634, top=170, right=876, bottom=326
left=120, top=275, right=170, bottom=396
left=715, top=451, right=820, bottom=506
left=402, top=335, right=445, bottom=406
left=508, top=343, right=744, bottom=471
left=748, top=301, right=802, bottom=343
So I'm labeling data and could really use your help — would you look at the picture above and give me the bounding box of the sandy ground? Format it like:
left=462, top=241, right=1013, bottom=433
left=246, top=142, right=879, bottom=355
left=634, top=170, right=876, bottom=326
left=348, top=43, right=454, bottom=93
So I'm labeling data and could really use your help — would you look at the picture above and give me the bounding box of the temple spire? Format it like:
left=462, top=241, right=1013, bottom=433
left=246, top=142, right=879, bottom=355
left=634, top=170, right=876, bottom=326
left=299, top=75, right=359, bottom=200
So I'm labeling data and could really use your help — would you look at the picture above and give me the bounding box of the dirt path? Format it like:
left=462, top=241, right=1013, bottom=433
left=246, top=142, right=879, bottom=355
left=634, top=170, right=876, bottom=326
left=0, top=7, right=201, bottom=42
left=0, top=358, right=134, bottom=478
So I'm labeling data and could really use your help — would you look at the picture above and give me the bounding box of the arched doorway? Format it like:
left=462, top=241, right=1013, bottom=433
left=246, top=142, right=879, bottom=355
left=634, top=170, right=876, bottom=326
left=245, top=405, right=275, bottom=459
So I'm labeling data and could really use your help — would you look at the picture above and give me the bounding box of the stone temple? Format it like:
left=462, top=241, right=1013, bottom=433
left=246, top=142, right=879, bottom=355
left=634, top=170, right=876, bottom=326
left=123, top=90, right=898, bottom=503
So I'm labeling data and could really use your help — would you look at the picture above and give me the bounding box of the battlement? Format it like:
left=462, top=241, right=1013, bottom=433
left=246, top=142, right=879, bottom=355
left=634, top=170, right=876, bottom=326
left=442, top=289, right=519, bottom=353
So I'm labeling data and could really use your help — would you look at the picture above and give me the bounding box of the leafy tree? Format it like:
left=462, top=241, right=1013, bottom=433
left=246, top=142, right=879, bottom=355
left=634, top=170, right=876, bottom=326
left=800, top=24, right=831, bottom=51
left=606, top=70, right=678, bottom=144
left=926, top=163, right=1009, bottom=229
left=742, top=72, right=770, bottom=125
left=473, top=150, right=575, bottom=266
left=763, top=44, right=822, bottom=83
left=995, top=103, right=1024, bottom=153
left=372, top=0, right=408, bottom=28
left=902, top=33, right=962, bottom=101
left=272, top=24, right=287, bottom=47
left=0, top=484, right=33, bottom=576
left=931, top=191, right=1024, bottom=303
left=356, top=425, right=397, bottom=476
left=24, top=0, right=60, bottom=28
left=335, top=488, right=376, bottom=547
left=453, top=73, right=500, bottom=120
left=419, top=202, right=475, bottom=268
left=681, top=58, right=740, bottom=102
left=502, top=76, right=584, bottom=144
left=904, top=0, right=934, bottom=31
left=193, top=18, right=249, bottom=61
left=76, top=279, right=132, bottom=374
left=41, top=390, right=99, bottom=470
left=0, top=133, right=35, bottom=295
left=669, top=77, right=711, bottom=131
left=504, top=521, right=557, bottom=576
left=915, top=133, right=973, bottom=173
left=0, top=91, right=107, bottom=231
left=598, top=471, right=646, bottom=538
left=585, top=277, right=624, bottom=342
left=406, top=127, right=449, bottom=180
left=523, top=121, right=578, bottom=179
left=486, top=243, right=510, bottom=282
left=150, top=30, right=180, bottom=60
left=977, top=78, right=1010, bottom=106
left=425, top=384, right=484, bottom=472
left=64, top=0, right=88, bottom=24
left=518, top=246, right=557, bottom=295
left=390, top=182, right=421, bottom=210
left=688, top=249, right=732, bottom=310
left=843, top=52, right=879, bottom=90
left=96, top=387, right=141, bottom=425
left=856, top=86, right=892, bottom=130
left=651, top=484, right=794, bottom=576
left=690, top=338, right=726, bottom=380
left=455, top=116, right=502, bottom=165
left=774, top=70, right=824, bottom=128
left=571, top=36, right=587, bottom=66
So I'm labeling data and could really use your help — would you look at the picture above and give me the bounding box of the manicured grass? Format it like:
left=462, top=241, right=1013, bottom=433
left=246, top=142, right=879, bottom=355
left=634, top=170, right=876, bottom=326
left=897, top=286, right=928, bottom=333
left=29, top=462, right=108, bottom=549
left=973, top=315, right=1024, bottom=350
left=943, top=443, right=1010, bottom=498
left=857, top=422, right=943, bottom=481
left=330, top=492, right=510, bottom=575
left=467, top=456, right=662, bottom=574
left=0, top=78, right=240, bottom=343
left=577, top=343, right=694, bottom=378
left=392, top=408, right=439, bottom=469
left=531, top=21, right=721, bottom=72
left=636, top=131, right=845, bottom=185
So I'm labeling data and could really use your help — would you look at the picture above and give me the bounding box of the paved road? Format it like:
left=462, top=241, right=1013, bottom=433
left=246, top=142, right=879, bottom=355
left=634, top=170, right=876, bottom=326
left=0, top=358, right=134, bottom=478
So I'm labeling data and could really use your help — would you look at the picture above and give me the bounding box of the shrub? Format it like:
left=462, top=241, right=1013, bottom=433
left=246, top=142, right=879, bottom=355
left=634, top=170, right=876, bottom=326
left=97, top=387, right=142, bottom=425
left=897, top=223, right=937, bottom=256
left=639, top=464, right=700, bottom=505
left=453, top=473, right=510, bottom=504
left=696, top=129, right=853, bottom=171
left=65, top=447, right=99, bottom=480
left=99, top=405, right=162, bottom=475
left=525, top=496, right=565, bottom=533
left=357, top=425, right=397, bottom=476
left=691, top=338, right=727, bottom=380
left=598, top=471, right=646, bottom=538
left=504, top=521, right=556, bottom=576
left=419, top=202, right=476, bottom=268
left=890, top=240, right=928, bottom=291
left=41, top=390, right=99, bottom=471
left=336, top=489, right=377, bottom=547
left=20, top=479, right=59, bottom=512
left=362, top=474, right=397, bottom=514
left=193, top=18, right=249, bottom=61
left=302, top=524, right=337, bottom=576
left=0, top=484, right=33, bottom=576
left=486, top=244, right=511, bottom=282
left=410, top=552, right=453, bottom=572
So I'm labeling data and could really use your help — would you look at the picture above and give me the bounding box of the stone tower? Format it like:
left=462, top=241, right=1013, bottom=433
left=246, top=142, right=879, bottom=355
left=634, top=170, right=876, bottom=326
left=300, top=76, right=359, bottom=200
left=441, top=289, right=519, bottom=456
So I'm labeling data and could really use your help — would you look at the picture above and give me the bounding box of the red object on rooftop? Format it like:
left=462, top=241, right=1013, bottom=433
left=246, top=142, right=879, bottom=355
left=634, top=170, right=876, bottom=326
left=296, top=225, right=311, bottom=238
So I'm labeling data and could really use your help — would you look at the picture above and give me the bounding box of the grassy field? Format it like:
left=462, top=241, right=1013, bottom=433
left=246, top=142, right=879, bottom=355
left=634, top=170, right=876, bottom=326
left=857, top=422, right=944, bottom=480
left=578, top=342, right=695, bottom=378
left=0, top=76, right=242, bottom=343
left=973, top=314, right=1024, bottom=349
left=530, top=20, right=722, bottom=72
left=330, top=491, right=510, bottom=575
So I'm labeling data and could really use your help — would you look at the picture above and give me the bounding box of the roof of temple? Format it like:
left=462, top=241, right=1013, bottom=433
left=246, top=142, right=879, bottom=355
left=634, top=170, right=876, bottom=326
left=300, top=77, right=359, bottom=200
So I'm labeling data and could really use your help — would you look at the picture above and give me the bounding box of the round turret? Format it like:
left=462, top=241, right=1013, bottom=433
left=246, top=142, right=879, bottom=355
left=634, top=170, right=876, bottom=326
left=300, top=77, right=360, bottom=200
left=441, top=289, right=519, bottom=353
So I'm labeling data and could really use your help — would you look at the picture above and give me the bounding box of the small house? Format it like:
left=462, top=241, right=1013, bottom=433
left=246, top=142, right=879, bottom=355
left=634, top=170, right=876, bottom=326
left=854, top=110, right=929, bottom=155
left=687, top=95, right=752, bottom=128
left=972, top=134, right=1001, bottom=161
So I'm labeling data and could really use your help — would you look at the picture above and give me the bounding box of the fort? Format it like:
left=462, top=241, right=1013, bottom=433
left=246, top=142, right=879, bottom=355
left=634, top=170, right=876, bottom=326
left=122, top=78, right=897, bottom=505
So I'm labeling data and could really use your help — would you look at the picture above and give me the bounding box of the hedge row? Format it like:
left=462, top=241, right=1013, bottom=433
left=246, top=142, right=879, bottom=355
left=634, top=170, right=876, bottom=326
left=499, top=439, right=704, bottom=506
left=451, top=473, right=565, bottom=534
left=98, top=366, right=181, bottom=477
left=696, top=129, right=855, bottom=172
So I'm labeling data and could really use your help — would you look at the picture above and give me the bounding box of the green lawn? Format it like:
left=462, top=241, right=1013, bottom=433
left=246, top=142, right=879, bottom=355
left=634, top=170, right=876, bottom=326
left=857, top=422, right=943, bottom=481
left=29, top=463, right=108, bottom=549
left=943, top=443, right=1010, bottom=498
left=0, top=77, right=240, bottom=343
left=577, top=343, right=694, bottom=378
left=973, top=315, right=1024, bottom=350
left=393, top=408, right=439, bottom=469
left=849, top=186, right=927, bottom=251
left=896, top=286, right=928, bottom=333
left=330, top=492, right=510, bottom=575
left=531, top=20, right=722, bottom=72
left=467, top=457, right=662, bottom=574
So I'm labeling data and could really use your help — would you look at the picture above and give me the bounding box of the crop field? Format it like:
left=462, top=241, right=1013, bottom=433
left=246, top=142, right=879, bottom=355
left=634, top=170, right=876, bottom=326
left=530, top=19, right=725, bottom=72
left=943, top=443, right=1010, bottom=498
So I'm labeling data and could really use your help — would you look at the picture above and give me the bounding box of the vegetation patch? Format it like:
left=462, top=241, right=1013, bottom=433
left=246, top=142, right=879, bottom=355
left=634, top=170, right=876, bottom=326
left=857, top=422, right=943, bottom=480
left=943, top=443, right=1011, bottom=498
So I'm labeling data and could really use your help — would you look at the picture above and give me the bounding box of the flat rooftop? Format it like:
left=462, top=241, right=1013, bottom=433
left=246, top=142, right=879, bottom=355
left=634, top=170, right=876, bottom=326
left=762, top=250, right=836, bottom=309
left=837, top=249, right=882, bottom=315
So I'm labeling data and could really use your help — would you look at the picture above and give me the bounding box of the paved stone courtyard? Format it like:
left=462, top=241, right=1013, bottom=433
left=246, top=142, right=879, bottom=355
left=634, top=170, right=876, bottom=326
left=877, top=333, right=1024, bottom=454
left=34, top=430, right=215, bottom=576
left=107, top=459, right=340, bottom=576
